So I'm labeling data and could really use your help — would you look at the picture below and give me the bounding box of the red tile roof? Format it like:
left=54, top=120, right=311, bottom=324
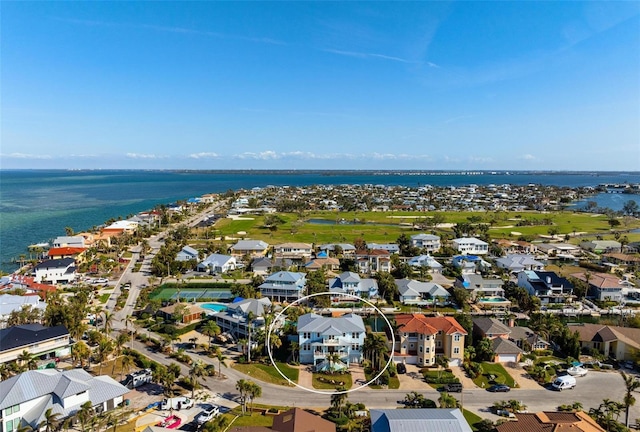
left=396, top=314, right=467, bottom=335
left=48, top=247, right=85, bottom=257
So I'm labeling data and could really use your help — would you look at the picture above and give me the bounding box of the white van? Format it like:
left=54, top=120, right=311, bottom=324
left=160, top=397, right=194, bottom=410
left=552, top=375, right=576, bottom=391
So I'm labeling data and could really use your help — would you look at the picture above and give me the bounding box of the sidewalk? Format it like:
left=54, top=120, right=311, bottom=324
left=298, top=365, right=313, bottom=389
left=350, top=365, right=367, bottom=388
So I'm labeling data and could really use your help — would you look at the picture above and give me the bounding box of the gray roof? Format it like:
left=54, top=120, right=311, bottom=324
left=0, top=324, right=69, bottom=353
left=396, top=279, right=449, bottom=298
left=492, top=337, right=524, bottom=355
left=338, top=271, right=360, bottom=283
left=297, top=313, right=365, bottom=334
left=264, top=271, right=305, bottom=283
left=495, top=254, right=543, bottom=270
left=0, top=295, right=47, bottom=318
left=232, top=240, right=269, bottom=250
left=199, top=253, right=234, bottom=267
left=319, top=243, right=356, bottom=251
left=473, top=317, right=511, bottom=336
left=225, top=297, right=272, bottom=317
left=371, top=408, right=472, bottom=432
left=411, top=234, right=440, bottom=241
left=33, top=258, right=75, bottom=270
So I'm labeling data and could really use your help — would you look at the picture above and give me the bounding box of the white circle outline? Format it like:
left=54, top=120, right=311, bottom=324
left=266, top=291, right=396, bottom=395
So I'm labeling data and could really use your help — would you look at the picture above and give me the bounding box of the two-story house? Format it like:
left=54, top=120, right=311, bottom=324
left=0, top=369, right=128, bottom=432
left=407, top=255, right=443, bottom=273
left=452, top=237, right=488, bottom=255
left=0, top=324, right=71, bottom=365
left=396, top=279, right=450, bottom=305
left=329, top=272, right=378, bottom=301
left=298, top=313, right=365, bottom=370
left=33, top=258, right=76, bottom=284
left=517, top=270, right=574, bottom=304
left=452, top=255, right=491, bottom=274
left=495, top=254, right=545, bottom=273
left=318, top=243, right=357, bottom=258
left=259, top=271, right=307, bottom=302
left=355, top=249, right=391, bottom=274
left=213, top=297, right=281, bottom=340
left=569, top=271, right=625, bottom=302
left=195, top=253, right=236, bottom=274
left=392, top=314, right=466, bottom=367
left=273, top=243, right=313, bottom=262
left=473, top=317, right=522, bottom=363
left=230, top=240, right=270, bottom=258
left=455, top=274, right=504, bottom=300
left=410, top=234, right=441, bottom=253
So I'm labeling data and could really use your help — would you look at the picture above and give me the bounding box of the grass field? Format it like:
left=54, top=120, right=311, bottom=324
left=463, top=409, right=485, bottom=431
left=232, top=362, right=299, bottom=386
left=98, top=293, right=111, bottom=303
left=210, top=210, right=640, bottom=246
left=312, top=372, right=353, bottom=390
left=473, top=362, right=516, bottom=389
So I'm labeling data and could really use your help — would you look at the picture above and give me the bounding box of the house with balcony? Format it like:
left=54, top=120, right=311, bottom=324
left=396, top=279, right=450, bottom=305
left=328, top=272, right=378, bottom=301
left=452, top=237, right=488, bottom=255
left=230, top=240, right=270, bottom=258
left=367, top=243, right=400, bottom=254
left=355, top=249, right=391, bottom=274
left=569, top=271, right=626, bottom=302
left=407, top=255, right=443, bottom=273
left=0, top=324, right=71, bottom=366
left=392, top=314, right=466, bottom=366
left=195, top=253, right=236, bottom=274
left=495, top=254, right=545, bottom=273
left=273, top=243, right=313, bottom=262
left=517, top=270, right=574, bottom=304
left=410, top=234, right=441, bottom=253
left=33, top=258, right=76, bottom=284
left=213, top=297, right=281, bottom=340
left=455, top=274, right=504, bottom=300
left=298, top=313, right=365, bottom=370
left=259, top=271, right=307, bottom=302
left=305, top=257, right=341, bottom=272
left=0, top=369, right=128, bottom=432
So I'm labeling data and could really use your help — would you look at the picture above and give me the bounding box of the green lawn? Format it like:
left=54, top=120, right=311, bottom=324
left=364, top=370, right=400, bottom=389
left=223, top=412, right=273, bottom=427
left=232, top=362, right=299, bottom=386
left=463, top=409, right=485, bottom=432
left=312, top=372, right=353, bottom=390
left=472, top=362, right=516, bottom=388
left=98, top=293, right=111, bottom=303
left=422, top=370, right=460, bottom=389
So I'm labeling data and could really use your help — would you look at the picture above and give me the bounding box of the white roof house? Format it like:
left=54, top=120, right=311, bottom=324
left=176, top=246, right=199, bottom=262
left=452, top=237, right=489, bottom=255
left=407, top=255, right=443, bottom=272
left=0, top=295, right=47, bottom=329
left=298, top=313, right=365, bottom=368
left=52, top=236, right=85, bottom=248
left=410, top=234, right=441, bottom=252
left=396, top=279, right=450, bottom=305
left=196, top=253, right=236, bottom=273
left=0, top=369, right=128, bottom=431
left=370, top=408, right=472, bottom=432
left=495, top=254, right=544, bottom=273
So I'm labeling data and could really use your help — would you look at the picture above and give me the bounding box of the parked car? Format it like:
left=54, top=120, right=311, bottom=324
left=487, top=384, right=511, bottom=393
left=396, top=363, right=406, bottom=374
left=495, top=409, right=516, bottom=418
left=443, top=382, right=463, bottom=393
left=196, top=405, right=220, bottom=424
left=160, top=397, right=194, bottom=410
left=551, top=375, right=576, bottom=391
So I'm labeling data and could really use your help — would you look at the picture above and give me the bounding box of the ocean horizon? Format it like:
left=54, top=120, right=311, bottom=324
left=1, top=169, right=639, bottom=273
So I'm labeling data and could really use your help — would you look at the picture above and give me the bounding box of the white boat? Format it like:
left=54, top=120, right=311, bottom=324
left=567, top=366, right=588, bottom=377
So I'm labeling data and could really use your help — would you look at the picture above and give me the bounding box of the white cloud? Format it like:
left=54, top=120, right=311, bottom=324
left=1, top=152, right=52, bottom=160
left=188, top=152, right=219, bottom=159
left=230, top=151, right=434, bottom=162
left=519, top=154, right=538, bottom=161
left=126, top=153, right=167, bottom=159
left=234, top=151, right=280, bottom=160
left=468, top=156, right=493, bottom=164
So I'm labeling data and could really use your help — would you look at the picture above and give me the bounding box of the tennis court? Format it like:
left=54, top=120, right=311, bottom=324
left=150, top=287, right=233, bottom=301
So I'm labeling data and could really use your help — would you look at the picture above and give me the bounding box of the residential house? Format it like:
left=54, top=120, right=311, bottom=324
left=230, top=240, right=270, bottom=258
left=0, top=324, right=71, bottom=365
left=355, top=249, right=391, bottom=274
left=495, top=411, right=605, bottom=432
left=273, top=243, right=313, bottom=262
left=517, top=270, right=574, bottom=303
left=52, top=236, right=85, bottom=248
left=493, top=239, right=538, bottom=254
left=259, top=271, right=307, bottom=302
left=213, top=297, right=281, bottom=340
left=407, top=255, right=443, bottom=273
left=47, top=247, right=86, bottom=261
left=568, top=323, right=640, bottom=361
left=580, top=240, right=622, bottom=254
left=0, top=295, right=47, bottom=329
left=396, top=279, right=450, bottom=305
left=410, top=234, right=441, bottom=253
left=176, top=246, right=200, bottom=262
left=272, top=407, right=336, bottom=432
left=452, top=237, right=489, bottom=255
left=452, top=255, right=491, bottom=274
left=318, top=243, right=356, bottom=258
left=367, top=243, right=400, bottom=254
left=298, top=313, right=365, bottom=369
left=0, top=369, right=128, bottom=432
left=157, top=303, right=204, bottom=324
left=370, top=409, right=472, bottom=432
left=392, top=314, right=466, bottom=366
left=536, top=242, right=582, bottom=259
left=508, top=326, right=550, bottom=352
left=251, top=257, right=274, bottom=276
left=328, top=272, right=378, bottom=300
left=603, top=253, right=640, bottom=268
left=33, top=258, right=76, bottom=284
left=495, top=254, right=545, bottom=273
left=473, top=317, right=523, bottom=363
left=570, top=272, right=625, bottom=302
left=102, top=220, right=139, bottom=236
left=305, top=257, right=341, bottom=272
left=196, top=253, right=237, bottom=274
left=455, top=274, right=505, bottom=299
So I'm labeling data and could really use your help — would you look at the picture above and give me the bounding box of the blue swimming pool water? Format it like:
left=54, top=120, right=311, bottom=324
left=201, top=303, right=228, bottom=312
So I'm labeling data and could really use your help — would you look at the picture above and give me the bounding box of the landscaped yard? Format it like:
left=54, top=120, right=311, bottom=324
left=463, top=409, right=485, bottom=432
left=312, top=372, right=353, bottom=390
left=472, top=362, right=516, bottom=388
left=232, top=362, right=299, bottom=386
left=98, top=293, right=111, bottom=303
left=223, top=403, right=295, bottom=428
left=363, top=369, right=400, bottom=389
left=422, top=369, right=460, bottom=389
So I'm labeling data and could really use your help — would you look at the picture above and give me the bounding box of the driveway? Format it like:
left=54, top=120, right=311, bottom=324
left=397, top=365, right=435, bottom=391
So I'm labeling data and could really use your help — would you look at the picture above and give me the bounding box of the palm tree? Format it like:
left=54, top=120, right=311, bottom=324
left=621, top=371, right=640, bottom=428
left=330, top=387, right=348, bottom=417
left=16, top=423, right=34, bottom=432
left=188, top=361, right=206, bottom=399
left=112, top=332, right=131, bottom=374
left=325, top=352, right=342, bottom=373
left=120, top=355, right=134, bottom=382
left=235, top=379, right=251, bottom=415
left=72, top=341, right=90, bottom=368
left=38, top=408, right=61, bottom=432
left=362, top=333, right=389, bottom=372
left=0, top=363, right=13, bottom=381
left=201, top=320, right=221, bottom=352
left=246, top=311, right=256, bottom=363
left=288, top=341, right=299, bottom=363
left=435, top=355, right=450, bottom=381
left=438, top=392, right=458, bottom=408
left=97, top=338, right=114, bottom=375
left=77, top=402, right=94, bottom=432
left=17, top=350, right=37, bottom=371
left=215, top=348, right=228, bottom=378
left=102, top=310, right=115, bottom=335
left=247, top=381, right=262, bottom=413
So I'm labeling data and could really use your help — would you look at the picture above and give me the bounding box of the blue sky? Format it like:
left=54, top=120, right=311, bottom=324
left=2, top=2, right=639, bottom=170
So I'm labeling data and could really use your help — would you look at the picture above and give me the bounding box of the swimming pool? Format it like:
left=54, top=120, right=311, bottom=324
left=478, top=297, right=511, bottom=304
left=201, top=303, right=228, bottom=313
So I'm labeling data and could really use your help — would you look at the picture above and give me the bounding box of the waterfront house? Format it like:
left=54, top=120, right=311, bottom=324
left=407, top=255, right=443, bottom=273
left=46, top=247, right=86, bottom=262
left=33, top=258, right=76, bottom=284
left=392, top=314, right=466, bottom=366
left=213, top=297, right=280, bottom=340
left=455, top=274, right=504, bottom=299
left=273, top=243, right=313, bottom=263
left=452, top=237, right=489, bottom=255
left=495, top=254, right=545, bottom=273
left=0, top=369, right=128, bottom=432
left=52, top=236, right=85, bottom=248
left=395, top=279, right=450, bottom=305
left=355, top=249, right=391, bottom=274
left=259, top=271, right=307, bottom=302
left=176, top=246, right=199, bottom=262
left=452, top=255, right=491, bottom=274
left=328, top=272, right=378, bottom=300
left=0, top=295, right=47, bottom=329
left=580, top=240, right=622, bottom=254
left=318, top=243, right=356, bottom=258
left=102, top=220, right=139, bottom=235
left=230, top=240, right=270, bottom=258
left=568, top=323, right=640, bottom=361
left=603, top=252, right=640, bottom=268
left=298, top=313, right=365, bottom=369
left=370, top=408, right=472, bottom=432
left=0, top=324, right=71, bottom=365
left=196, top=253, right=236, bottom=274
left=473, top=317, right=522, bottom=363
left=410, top=234, right=441, bottom=253
left=536, top=242, right=582, bottom=258
left=366, top=243, right=400, bottom=254
left=517, top=270, right=574, bottom=303
left=570, top=271, right=625, bottom=302
left=508, top=326, right=550, bottom=352
left=495, top=411, right=605, bottom=432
